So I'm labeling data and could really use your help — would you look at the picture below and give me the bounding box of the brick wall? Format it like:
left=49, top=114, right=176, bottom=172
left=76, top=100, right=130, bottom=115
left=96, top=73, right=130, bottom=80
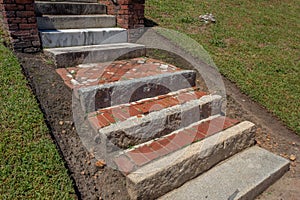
left=0, top=0, right=40, bottom=53
left=100, top=0, right=145, bottom=29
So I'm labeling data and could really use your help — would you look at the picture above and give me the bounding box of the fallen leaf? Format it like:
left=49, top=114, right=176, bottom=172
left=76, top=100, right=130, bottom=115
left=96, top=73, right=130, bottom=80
left=95, top=160, right=106, bottom=168
left=290, top=154, right=296, bottom=161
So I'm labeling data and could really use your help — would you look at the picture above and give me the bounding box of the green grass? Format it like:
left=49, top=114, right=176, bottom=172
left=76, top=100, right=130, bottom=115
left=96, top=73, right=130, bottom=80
left=146, top=0, right=300, bottom=134
left=0, top=34, right=75, bottom=199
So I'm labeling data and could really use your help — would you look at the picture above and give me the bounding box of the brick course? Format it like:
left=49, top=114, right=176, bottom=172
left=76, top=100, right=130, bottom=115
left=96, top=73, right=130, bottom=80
left=99, top=0, right=145, bottom=29
left=0, top=0, right=41, bottom=52
left=114, top=116, right=240, bottom=174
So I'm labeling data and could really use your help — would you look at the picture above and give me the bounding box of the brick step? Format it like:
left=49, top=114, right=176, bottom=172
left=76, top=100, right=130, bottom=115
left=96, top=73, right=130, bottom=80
left=160, top=146, right=289, bottom=200
left=37, top=15, right=116, bottom=30
left=45, top=43, right=146, bottom=67
left=113, top=115, right=238, bottom=173
left=40, top=28, right=127, bottom=48
left=88, top=88, right=221, bottom=150
left=56, top=58, right=196, bottom=111
left=35, top=1, right=106, bottom=16
left=115, top=120, right=256, bottom=199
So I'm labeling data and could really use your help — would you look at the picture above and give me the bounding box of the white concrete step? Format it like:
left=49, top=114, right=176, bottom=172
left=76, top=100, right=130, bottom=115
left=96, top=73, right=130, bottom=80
left=160, top=146, right=289, bottom=200
left=35, top=1, right=106, bottom=16
left=44, top=43, right=146, bottom=67
left=37, top=15, right=116, bottom=29
left=121, top=121, right=256, bottom=199
left=40, top=28, right=127, bottom=48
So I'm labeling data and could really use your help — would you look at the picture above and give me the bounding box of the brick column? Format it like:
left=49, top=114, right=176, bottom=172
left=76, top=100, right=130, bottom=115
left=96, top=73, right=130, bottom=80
left=100, top=0, right=145, bottom=29
left=0, top=0, right=41, bottom=53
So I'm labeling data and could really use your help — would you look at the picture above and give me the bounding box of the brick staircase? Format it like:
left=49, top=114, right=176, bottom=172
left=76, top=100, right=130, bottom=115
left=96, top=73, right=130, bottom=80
left=36, top=1, right=290, bottom=199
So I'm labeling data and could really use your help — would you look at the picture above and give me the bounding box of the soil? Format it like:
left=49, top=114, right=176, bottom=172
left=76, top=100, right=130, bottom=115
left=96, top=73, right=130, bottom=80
left=17, top=52, right=299, bottom=200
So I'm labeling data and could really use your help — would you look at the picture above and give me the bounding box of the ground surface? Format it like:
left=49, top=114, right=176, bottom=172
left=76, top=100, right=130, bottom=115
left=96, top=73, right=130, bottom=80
left=0, top=38, right=75, bottom=199
left=146, top=0, right=300, bottom=134
left=16, top=50, right=299, bottom=199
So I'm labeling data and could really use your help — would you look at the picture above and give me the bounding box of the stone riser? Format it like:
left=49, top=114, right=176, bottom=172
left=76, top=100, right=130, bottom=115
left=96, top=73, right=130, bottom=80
left=44, top=43, right=146, bottom=68
left=113, top=116, right=239, bottom=173
left=78, top=70, right=196, bottom=112
left=40, top=28, right=127, bottom=48
left=37, top=15, right=116, bottom=30
left=125, top=121, right=256, bottom=199
left=35, top=1, right=106, bottom=16
left=92, top=95, right=222, bottom=151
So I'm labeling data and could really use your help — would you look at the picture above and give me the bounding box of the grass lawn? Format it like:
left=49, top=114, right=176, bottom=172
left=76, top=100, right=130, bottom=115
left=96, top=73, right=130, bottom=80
left=0, top=34, right=75, bottom=199
left=146, top=0, right=299, bottom=134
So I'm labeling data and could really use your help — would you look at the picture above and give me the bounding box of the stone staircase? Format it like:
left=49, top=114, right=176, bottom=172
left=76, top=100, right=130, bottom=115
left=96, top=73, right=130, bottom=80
left=36, top=1, right=290, bottom=199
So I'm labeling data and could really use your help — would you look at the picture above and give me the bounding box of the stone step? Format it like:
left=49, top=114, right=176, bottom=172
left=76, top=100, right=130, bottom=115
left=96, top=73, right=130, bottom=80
left=37, top=15, right=116, bottom=30
left=40, top=28, right=127, bottom=48
left=160, top=146, right=290, bottom=200
left=88, top=88, right=222, bottom=150
left=44, top=43, right=146, bottom=67
left=113, top=115, right=238, bottom=172
left=35, top=1, right=106, bottom=16
left=116, top=120, right=256, bottom=199
left=56, top=58, right=197, bottom=111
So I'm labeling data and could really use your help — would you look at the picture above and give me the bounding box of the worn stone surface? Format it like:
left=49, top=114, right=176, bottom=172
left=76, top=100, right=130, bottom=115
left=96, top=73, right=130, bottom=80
left=44, top=43, right=146, bottom=67
left=37, top=15, right=116, bottom=30
left=40, top=28, right=127, bottom=48
left=126, top=121, right=256, bottom=199
left=113, top=116, right=239, bottom=174
left=35, top=1, right=106, bottom=16
left=56, top=57, right=183, bottom=89
left=78, top=70, right=196, bottom=112
left=160, top=146, right=290, bottom=200
left=93, top=94, right=222, bottom=150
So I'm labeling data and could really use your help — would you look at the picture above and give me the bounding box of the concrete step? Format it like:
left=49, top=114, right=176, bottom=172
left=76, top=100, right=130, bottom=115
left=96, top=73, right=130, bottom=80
left=35, top=1, right=106, bottom=16
left=37, top=15, right=116, bottom=30
left=160, top=146, right=290, bottom=200
left=116, top=120, right=256, bottom=199
left=44, top=43, right=146, bottom=67
left=88, top=87, right=222, bottom=150
left=56, top=58, right=197, bottom=111
left=40, top=28, right=127, bottom=48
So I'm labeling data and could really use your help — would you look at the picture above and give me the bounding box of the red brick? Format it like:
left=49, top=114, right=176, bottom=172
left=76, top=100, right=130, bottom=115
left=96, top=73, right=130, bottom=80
left=149, top=141, right=169, bottom=157
left=157, top=137, right=180, bottom=153
left=114, top=155, right=135, bottom=175
left=170, top=131, right=194, bottom=148
left=127, top=149, right=149, bottom=166
left=137, top=145, right=159, bottom=160
left=96, top=114, right=111, bottom=128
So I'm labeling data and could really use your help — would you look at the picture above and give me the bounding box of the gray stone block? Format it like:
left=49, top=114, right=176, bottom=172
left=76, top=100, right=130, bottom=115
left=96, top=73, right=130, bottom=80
left=78, top=70, right=196, bottom=113
left=44, top=43, right=146, bottom=67
left=96, top=95, right=221, bottom=150
left=35, top=1, right=106, bottom=16
left=40, top=28, right=127, bottom=48
left=126, top=121, right=256, bottom=199
left=160, top=146, right=290, bottom=200
left=37, top=15, right=116, bottom=30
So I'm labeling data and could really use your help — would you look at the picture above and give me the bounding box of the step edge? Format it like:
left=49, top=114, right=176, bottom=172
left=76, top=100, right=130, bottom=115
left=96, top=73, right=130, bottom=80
left=159, top=146, right=290, bottom=200
left=98, top=94, right=222, bottom=133
left=127, top=120, right=255, bottom=182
